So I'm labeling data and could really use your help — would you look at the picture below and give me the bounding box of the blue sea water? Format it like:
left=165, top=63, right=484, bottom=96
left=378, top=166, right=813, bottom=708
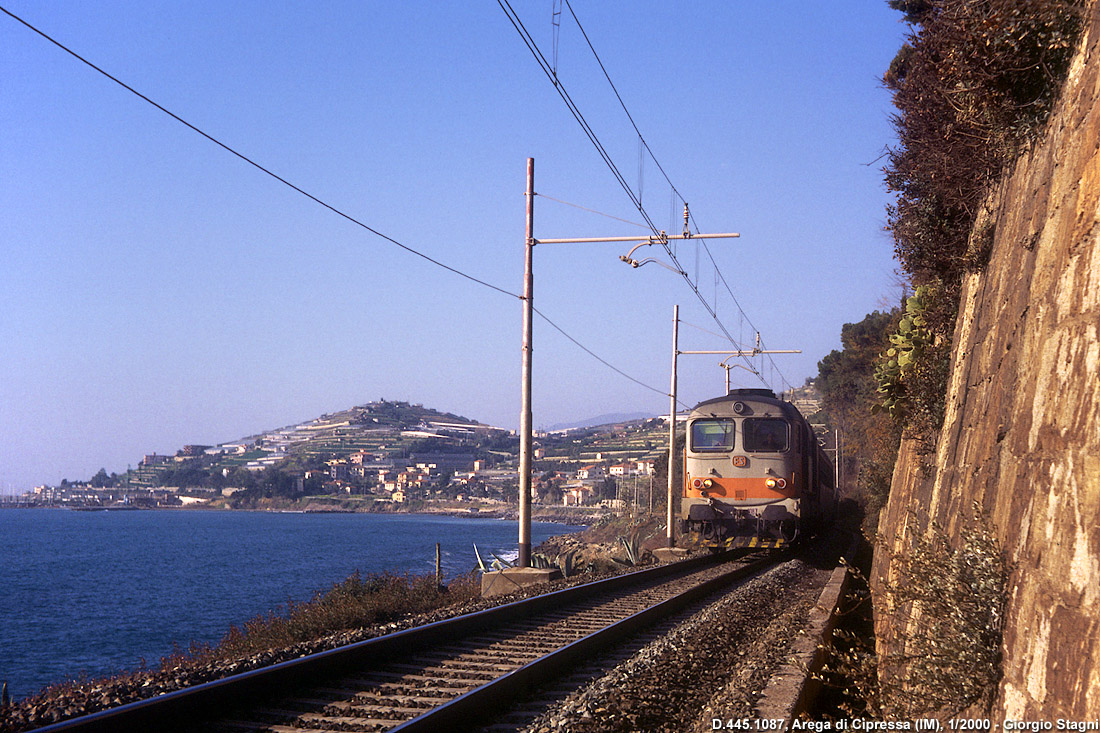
left=0, top=508, right=582, bottom=700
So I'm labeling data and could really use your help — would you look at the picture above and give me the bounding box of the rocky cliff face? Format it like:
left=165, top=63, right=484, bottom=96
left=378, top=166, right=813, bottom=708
left=871, top=8, right=1100, bottom=719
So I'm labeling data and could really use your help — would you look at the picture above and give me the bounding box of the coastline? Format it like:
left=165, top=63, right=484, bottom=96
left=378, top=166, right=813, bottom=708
left=5, top=500, right=604, bottom=527
left=0, top=508, right=592, bottom=705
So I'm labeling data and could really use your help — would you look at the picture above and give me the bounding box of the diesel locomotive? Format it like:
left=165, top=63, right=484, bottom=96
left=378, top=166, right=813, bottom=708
left=679, top=388, right=836, bottom=550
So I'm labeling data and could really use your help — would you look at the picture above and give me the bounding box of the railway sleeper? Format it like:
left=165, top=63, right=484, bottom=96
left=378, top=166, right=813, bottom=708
left=384, top=663, right=500, bottom=679
left=340, top=678, right=475, bottom=694
left=364, top=670, right=495, bottom=684
left=282, top=695, right=429, bottom=712
left=476, top=639, right=563, bottom=652
left=222, top=723, right=335, bottom=733
left=273, top=708, right=410, bottom=727
left=314, top=688, right=456, bottom=706
left=438, top=637, right=555, bottom=651
left=414, top=649, right=533, bottom=662
left=459, top=631, right=545, bottom=644
left=507, top=632, right=588, bottom=644
left=311, top=700, right=434, bottom=716
left=407, top=660, right=526, bottom=674
left=333, top=688, right=471, bottom=705
left=406, top=649, right=522, bottom=662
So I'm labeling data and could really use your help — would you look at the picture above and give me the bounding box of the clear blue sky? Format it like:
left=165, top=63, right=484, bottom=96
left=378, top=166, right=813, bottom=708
left=1, top=1, right=909, bottom=492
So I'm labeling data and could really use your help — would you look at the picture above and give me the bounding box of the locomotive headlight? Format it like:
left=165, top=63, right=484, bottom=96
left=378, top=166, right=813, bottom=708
left=765, top=478, right=778, bottom=489
left=702, top=478, right=715, bottom=489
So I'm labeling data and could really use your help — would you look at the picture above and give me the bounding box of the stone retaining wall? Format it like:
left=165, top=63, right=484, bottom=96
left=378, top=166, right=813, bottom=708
left=871, top=6, right=1100, bottom=718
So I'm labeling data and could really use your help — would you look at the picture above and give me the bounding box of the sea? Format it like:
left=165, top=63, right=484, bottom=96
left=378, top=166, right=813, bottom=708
left=0, top=508, right=583, bottom=700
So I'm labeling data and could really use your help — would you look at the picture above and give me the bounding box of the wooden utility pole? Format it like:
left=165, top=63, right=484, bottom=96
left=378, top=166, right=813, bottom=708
left=632, top=474, right=638, bottom=518
left=435, top=542, right=442, bottom=587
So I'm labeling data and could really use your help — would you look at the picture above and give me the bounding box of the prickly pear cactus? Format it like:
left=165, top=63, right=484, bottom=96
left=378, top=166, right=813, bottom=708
left=874, top=286, right=933, bottom=418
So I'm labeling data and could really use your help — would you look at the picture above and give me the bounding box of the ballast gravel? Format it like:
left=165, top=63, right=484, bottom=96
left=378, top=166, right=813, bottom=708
left=515, top=557, right=834, bottom=733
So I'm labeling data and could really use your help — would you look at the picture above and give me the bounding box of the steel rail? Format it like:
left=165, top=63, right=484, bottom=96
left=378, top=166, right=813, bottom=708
left=391, top=553, right=779, bottom=732
left=31, top=550, right=778, bottom=733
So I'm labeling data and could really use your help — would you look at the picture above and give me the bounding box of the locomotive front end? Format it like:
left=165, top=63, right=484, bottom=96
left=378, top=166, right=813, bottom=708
left=681, top=389, right=807, bottom=550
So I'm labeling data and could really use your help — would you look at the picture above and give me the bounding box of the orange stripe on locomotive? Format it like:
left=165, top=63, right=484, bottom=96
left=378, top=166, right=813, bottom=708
left=683, top=475, right=795, bottom=501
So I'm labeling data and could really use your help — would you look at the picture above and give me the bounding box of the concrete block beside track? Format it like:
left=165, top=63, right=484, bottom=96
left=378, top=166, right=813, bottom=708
left=481, top=566, right=562, bottom=597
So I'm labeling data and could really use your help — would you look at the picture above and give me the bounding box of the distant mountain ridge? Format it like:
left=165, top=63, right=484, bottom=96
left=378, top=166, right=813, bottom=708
left=544, top=412, right=656, bottom=432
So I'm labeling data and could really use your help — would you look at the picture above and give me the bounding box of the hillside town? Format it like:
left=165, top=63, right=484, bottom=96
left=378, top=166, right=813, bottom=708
left=5, top=389, right=824, bottom=513
left=3, top=400, right=679, bottom=512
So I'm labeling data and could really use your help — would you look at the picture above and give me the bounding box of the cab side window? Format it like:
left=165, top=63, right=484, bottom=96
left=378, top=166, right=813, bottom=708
left=743, top=418, right=788, bottom=452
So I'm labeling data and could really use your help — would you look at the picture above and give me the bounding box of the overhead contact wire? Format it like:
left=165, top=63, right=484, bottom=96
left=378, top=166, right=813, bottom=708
left=497, top=0, right=656, bottom=234
left=564, top=0, right=685, bottom=204
left=501, top=0, right=768, bottom=382
left=562, top=1, right=777, bottom=386
left=690, top=211, right=794, bottom=391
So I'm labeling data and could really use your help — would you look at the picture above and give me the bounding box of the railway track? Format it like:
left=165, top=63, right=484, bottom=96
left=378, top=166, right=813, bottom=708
left=34, top=550, right=787, bottom=733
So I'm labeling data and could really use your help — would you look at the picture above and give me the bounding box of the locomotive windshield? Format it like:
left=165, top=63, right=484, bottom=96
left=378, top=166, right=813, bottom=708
left=743, top=418, right=789, bottom=452
left=690, top=418, right=736, bottom=451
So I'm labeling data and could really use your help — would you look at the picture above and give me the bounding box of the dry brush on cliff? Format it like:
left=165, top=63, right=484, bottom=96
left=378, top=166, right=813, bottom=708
left=880, top=0, right=1085, bottom=452
left=816, top=509, right=1009, bottom=718
left=885, top=0, right=1084, bottom=289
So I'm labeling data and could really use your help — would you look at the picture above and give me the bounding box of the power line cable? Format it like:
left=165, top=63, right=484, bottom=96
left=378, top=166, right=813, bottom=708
left=2, top=4, right=674, bottom=402
left=533, top=307, right=671, bottom=401
left=0, top=4, right=518, bottom=300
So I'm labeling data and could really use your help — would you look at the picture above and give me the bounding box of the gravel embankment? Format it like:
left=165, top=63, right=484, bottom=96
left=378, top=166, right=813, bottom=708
left=517, top=556, right=835, bottom=733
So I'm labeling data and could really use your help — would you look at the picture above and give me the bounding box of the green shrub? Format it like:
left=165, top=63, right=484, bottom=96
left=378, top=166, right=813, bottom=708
left=878, top=509, right=1009, bottom=716
left=874, top=287, right=934, bottom=419
left=873, top=285, right=953, bottom=455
